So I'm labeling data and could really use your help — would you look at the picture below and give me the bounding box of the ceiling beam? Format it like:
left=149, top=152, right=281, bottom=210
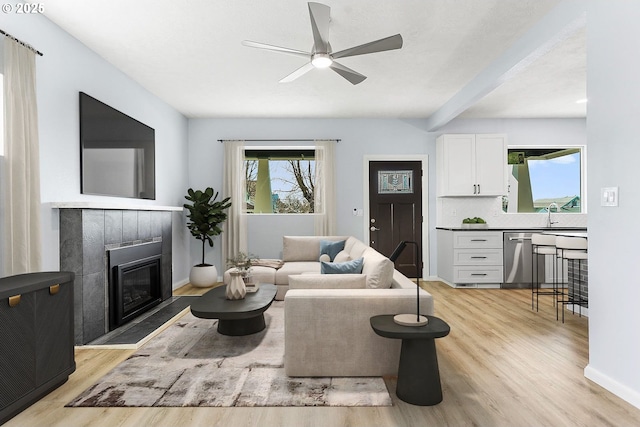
left=424, top=0, right=587, bottom=132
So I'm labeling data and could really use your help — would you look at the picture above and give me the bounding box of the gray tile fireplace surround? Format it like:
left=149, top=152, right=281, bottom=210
left=59, top=208, right=174, bottom=345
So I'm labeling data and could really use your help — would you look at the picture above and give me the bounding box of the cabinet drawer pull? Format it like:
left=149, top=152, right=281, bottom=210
left=49, top=284, right=60, bottom=295
left=470, top=256, right=487, bottom=259
left=8, top=295, right=21, bottom=307
left=470, top=239, right=487, bottom=242
left=471, top=273, right=488, bottom=276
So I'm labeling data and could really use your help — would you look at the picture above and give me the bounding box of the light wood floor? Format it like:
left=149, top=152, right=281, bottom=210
left=7, top=282, right=640, bottom=427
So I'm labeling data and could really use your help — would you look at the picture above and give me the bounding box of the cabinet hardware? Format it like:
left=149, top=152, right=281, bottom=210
left=477, top=184, right=481, bottom=194
left=49, top=284, right=60, bottom=295
left=8, top=295, right=21, bottom=307
left=471, top=273, right=488, bottom=276
left=470, top=239, right=487, bottom=242
left=471, top=256, right=487, bottom=259
left=473, top=184, right=477, bottom=194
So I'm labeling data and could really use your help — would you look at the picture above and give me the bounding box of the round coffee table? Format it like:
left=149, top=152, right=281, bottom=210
left=370, top=314, right=450, bottom=406
left=190, top=284, right=276, bottom=336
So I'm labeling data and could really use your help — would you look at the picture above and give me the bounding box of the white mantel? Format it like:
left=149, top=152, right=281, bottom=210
left=49, top=202, right=184, bottom=211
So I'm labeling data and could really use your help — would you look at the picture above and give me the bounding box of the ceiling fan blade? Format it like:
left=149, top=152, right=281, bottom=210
left=332, top=34, right=403, bottom=59
left=280, top=62, right=315, bottom=83
left=329, top=61, right=367, bottom=85
left=242, top=40, right=310, bottom=58
left=308, top=2, right=331, bottom=53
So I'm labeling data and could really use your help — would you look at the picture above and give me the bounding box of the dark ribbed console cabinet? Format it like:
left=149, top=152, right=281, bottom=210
left=0, top=272, right=75, bottom=425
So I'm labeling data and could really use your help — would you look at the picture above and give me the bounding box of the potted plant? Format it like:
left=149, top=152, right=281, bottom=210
left=227, top=251, right=259, bottom=280
left=184, top=187, right=232, bottom=287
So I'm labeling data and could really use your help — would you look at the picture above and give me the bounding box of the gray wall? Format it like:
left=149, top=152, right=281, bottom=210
left=188, top=118, right=435, bottom=273
left=2, top=12, right=191, bottom=284
left=584, top=0, right=640, bottom=408
left=188, top=117, right=587, bottom=277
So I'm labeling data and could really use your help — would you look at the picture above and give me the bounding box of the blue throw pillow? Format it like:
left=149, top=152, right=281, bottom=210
left=321, top=257, right=364, bottom=274
left=320, top=239, right=346, bottom=262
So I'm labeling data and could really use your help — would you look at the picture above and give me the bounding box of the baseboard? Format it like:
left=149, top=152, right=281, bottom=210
left=172, top=278, right=190, bottom=289
left=584, top=365, right=640, bottom=410
left=565, top=304, right=588, bottom=317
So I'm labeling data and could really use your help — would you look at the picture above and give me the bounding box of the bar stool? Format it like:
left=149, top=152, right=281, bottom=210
left=555, top=236, right=588, bottom=322
left=531, top=233, right=559, bottom=311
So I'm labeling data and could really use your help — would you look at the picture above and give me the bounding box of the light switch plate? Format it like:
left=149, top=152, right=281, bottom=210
left=601, top=187, right=619, bottom=207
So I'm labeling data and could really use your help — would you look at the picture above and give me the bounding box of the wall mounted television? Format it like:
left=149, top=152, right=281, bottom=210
left=80, top=92, right=156, bottom=200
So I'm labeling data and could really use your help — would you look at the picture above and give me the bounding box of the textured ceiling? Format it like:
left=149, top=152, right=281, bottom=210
left=42, top=0, right=585, bottom=120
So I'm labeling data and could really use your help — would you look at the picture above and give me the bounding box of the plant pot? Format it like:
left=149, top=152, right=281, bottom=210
left=189, top=265, right=218, bottom=288
left=226, top=270, right=247, bottom=300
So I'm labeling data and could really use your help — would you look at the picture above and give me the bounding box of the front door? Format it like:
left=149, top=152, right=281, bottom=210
left=369, top=161, right=423, bottom=278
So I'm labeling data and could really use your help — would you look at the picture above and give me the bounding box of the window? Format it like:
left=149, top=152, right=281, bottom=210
left=503, top=147, right=583, bottom=213
left=244, top=149, right=316, bottom=214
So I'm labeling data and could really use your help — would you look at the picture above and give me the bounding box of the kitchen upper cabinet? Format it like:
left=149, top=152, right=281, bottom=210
left=436, top=134, right=507, bottom=196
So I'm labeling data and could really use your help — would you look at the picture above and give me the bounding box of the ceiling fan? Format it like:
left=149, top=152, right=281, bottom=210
left=241, top=2, right=403, bottom=85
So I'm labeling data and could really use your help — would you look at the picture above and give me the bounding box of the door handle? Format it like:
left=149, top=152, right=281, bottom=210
left=370, top=226, right=380, bottom=232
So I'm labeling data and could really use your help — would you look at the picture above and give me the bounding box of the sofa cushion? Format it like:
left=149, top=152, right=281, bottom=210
left=289, top=274, right=366, bottom=289
left=345, top=236, right=369, bottom=259
left=275, top=261, right=320, bottom=285
left=321, top=257, right=364, bottom=274
left=282, top=236, right=348, bottom=262
left=361, top=248, right=394, bottom=289
left=320, top=239, right=345, bottom=261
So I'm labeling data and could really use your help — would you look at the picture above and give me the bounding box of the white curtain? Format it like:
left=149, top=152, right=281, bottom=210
left=314, top=140, right=336, bottom=235
left=222, top=140, right=247, bottom=265
left=3, top=37, right=42, bottom=275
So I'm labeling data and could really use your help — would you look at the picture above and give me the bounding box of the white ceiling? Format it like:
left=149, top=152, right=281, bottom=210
left=42, top=0, right=586, bottom=121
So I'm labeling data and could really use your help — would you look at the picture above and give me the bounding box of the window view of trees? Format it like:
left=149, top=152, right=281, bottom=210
left=244, top=150, right=316, bottom=214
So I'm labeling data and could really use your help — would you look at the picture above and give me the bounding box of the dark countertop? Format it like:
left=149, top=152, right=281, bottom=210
left=436, top=227, right=587, bottom=231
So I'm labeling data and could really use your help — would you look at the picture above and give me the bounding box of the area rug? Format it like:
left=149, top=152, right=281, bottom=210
left=66, top=301, right=392, bottom=407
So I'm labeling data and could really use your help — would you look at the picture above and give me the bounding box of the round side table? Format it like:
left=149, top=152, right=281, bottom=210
left=370, top=314, right=450, bottom=406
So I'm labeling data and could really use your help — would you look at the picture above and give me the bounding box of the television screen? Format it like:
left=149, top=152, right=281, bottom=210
left=80, top=92, right=155, bottom=200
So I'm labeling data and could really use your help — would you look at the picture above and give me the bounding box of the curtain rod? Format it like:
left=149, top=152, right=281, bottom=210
left=0, top=29, right=44, bottom=56
left=218, top=139, right=340, bottom=143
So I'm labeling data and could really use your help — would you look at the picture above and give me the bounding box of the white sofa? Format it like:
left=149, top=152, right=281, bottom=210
left=224, top=235, right=435, bottom=376
left=224, top=235, right=362, bottom=300
left=278, top=235, right=435, bottom=377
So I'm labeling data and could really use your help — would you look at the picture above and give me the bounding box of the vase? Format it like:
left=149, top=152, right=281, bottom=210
left=189, top=265, right=218, bottom=288
left=226, top=270, right=247, bottom=300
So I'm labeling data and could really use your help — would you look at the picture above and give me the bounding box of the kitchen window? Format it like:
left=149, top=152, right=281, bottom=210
left=503, top=147, right=584, bottom=213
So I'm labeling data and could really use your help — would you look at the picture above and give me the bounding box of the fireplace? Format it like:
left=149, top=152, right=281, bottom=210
left=108, top=241, right=162, bottom=330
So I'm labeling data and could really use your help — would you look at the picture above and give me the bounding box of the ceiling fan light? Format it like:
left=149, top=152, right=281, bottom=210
left=311, top=53, right=333, bottom=69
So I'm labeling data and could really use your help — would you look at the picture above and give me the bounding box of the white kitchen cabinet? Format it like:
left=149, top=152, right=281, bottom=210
left=436, top=134, right=507, bottom=196
left=437, top=229, right=504, bottom=288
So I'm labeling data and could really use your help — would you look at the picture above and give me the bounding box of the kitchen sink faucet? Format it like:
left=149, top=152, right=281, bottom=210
left=547, top=202, right=559, bottom=227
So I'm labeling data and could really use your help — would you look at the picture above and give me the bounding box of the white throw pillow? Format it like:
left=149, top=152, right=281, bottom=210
left=333, top=250, right=351, bottom=263
left=319, top=254, right=331, bottom=262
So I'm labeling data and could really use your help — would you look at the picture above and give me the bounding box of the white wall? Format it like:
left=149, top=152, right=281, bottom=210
left=2, top=13, right=191, bottom=284
left=188, top=118, right=434, bottom=272
left=584, top=0, right=640, bottom=409
left=435, top=118, right=587, bottom=229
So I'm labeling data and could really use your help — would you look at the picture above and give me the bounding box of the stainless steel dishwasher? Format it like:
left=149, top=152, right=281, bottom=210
left=503, top=232, right=544, bottom=288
